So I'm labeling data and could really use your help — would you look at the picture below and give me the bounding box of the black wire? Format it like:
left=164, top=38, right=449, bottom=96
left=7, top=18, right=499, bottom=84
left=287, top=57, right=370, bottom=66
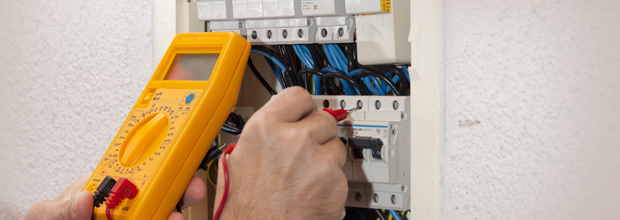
left=310, top=44, right=329, bottom=68
left=352, top=43, right=361, bottom=68
left=247, top=57, right=277, bottom=95
left=360, top=65, right=409, bottom=95
left=382, top=66, right=409, bottom=95
left=283, top=70, right=298, bottom=87
left=322, top=72, right=369, bottom=95
left=278, top=46, right=300, bottom=87
left=346, top=44, right=356, bottom=71
left=296, top=69, right=324, bottom=92
left=284, top=45, right=298, bottom=72
left=374, top=209, right=387, bottom=220
left=326, top=79, right=345, bottom=95
left=296, top=67, right=339, bottom=94
left=308, top=44, right=325, bottom=70
left=354, top=70, right=400, bottom=96
left=200, top=146, right=222, bottom=170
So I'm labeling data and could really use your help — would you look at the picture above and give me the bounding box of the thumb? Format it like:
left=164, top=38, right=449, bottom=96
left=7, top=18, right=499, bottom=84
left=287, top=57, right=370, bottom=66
left=21, top=191, right=94, bottom=220
left=68, top=191, right=95, bottom=220
left=54, top=191, right=94, bottom=220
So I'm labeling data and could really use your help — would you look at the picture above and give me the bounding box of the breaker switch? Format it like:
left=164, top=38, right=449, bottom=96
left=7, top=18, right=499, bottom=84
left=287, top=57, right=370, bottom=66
left=347, top=137, right=383, bottom=151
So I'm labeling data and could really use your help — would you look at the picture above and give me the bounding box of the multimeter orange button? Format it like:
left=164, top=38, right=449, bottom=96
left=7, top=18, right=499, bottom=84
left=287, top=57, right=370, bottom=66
left=119, top=113, right=169, bottom=166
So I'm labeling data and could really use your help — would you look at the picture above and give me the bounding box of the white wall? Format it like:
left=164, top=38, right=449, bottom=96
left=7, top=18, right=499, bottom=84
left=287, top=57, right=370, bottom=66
left=0, top=1, right=153, bottom=218
left=444, top=0, right=620, bottom=219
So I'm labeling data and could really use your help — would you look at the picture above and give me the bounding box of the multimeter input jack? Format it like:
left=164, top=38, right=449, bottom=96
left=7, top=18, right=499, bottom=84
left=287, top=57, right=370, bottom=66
left=93, top=176, right=117, bottom=208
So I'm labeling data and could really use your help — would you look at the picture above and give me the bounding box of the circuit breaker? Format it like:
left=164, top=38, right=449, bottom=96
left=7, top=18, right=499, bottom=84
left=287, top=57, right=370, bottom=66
left=312, top=95, right=410, bottom=210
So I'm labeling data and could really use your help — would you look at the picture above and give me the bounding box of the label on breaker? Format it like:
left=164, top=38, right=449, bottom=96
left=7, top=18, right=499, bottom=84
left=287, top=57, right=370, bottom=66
left=338, top=124, right=389, bottom=139
left=301, top=0, right=336, bottom=16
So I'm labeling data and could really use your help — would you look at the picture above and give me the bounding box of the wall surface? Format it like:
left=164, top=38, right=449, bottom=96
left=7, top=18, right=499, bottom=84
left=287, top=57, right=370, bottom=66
left=444, top=0, right=620, bottom=219
left=0, top=1, right=153, bottom=218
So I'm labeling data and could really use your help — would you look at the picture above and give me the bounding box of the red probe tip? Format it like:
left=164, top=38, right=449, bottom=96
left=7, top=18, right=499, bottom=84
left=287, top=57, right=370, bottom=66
left=322, top=108, right=348, bottom=122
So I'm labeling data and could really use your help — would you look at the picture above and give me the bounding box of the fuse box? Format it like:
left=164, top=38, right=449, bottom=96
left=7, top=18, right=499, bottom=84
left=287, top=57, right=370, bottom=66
left=152, top=0, right=446, bottom=219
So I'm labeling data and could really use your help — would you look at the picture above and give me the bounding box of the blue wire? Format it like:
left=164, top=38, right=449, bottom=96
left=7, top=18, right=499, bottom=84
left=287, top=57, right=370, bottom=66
left=292, top=45, right=320, bottom=94
left=293, top=45, right=313, bottom=68
left=300, top=45, right=314, bottom=67
left=250, top=49, right=287, bottom=71
left=265, top=59, right=285, bottom=89
left=329, top=44, right=348, bottom=73
left=389, top=210, right=402, bottom=220
left=348, top=69, right=364, bottom=77
left=332, top=44, right=347, bottom=64
left=250, top=49, right=289, bottom=89
left=362, top=76, right=385, bottom=95
left=322, top=45, right=353, bottom=95
left=369, top=76, right=386, bottom=95
left=322, top=67, right=342, bottom=73
left=322, top=44, right=340, bottom=71
left=350, top=69, right=384, bottom=95
left=291, top=45, right=303, bottom=64
left=383, top=72, right=400, bottom=94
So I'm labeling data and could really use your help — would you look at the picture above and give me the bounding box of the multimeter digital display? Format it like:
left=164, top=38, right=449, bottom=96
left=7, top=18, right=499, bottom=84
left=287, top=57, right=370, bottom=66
left=83, top=32, right=251, bottom=220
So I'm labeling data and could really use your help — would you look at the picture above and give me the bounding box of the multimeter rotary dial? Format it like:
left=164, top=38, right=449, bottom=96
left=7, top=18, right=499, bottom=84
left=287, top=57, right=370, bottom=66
left=118, top=112, right=169, bottom=167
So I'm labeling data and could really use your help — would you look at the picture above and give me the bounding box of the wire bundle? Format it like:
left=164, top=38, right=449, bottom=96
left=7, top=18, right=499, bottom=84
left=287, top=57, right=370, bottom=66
left=344, top=208, right=409, bottom=220
left=247, top=44, right=411, bottom=96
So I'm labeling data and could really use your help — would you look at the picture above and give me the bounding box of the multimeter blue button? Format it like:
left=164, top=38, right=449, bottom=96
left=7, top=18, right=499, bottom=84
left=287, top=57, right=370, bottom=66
left=185, top=93, right=195, bottom=104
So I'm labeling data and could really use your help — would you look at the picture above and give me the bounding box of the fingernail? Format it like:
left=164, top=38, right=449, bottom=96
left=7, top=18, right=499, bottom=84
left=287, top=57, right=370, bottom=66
left=70, top=194, right=80, bottom=215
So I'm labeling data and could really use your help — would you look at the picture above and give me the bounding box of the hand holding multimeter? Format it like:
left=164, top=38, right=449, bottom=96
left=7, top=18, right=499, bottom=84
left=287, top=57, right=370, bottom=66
left=22, top=33, right=348, bottom=220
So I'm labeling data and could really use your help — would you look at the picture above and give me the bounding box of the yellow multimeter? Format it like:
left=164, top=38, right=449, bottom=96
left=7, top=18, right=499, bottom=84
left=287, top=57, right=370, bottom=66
left=83, top=32, right=251, bottom=220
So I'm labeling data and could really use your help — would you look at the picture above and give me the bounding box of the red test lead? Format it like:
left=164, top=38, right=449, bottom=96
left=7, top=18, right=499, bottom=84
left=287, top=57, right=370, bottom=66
left=323, top=107, right=361, bottom=122
left=105, top=177, right=138, bottom=220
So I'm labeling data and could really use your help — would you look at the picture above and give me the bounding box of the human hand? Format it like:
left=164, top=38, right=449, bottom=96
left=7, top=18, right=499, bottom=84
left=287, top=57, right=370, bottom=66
left=214, top=87, right=348, bottom=220
left=21, top=173, right=206, bottom=220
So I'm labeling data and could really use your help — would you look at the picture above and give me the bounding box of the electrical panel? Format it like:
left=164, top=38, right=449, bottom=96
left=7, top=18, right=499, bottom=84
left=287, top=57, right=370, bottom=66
left=199, top=0, right=410, bottom=64
left=165, top=0, right=418, bottom=218
left=312, top=95, right=410, bottom=210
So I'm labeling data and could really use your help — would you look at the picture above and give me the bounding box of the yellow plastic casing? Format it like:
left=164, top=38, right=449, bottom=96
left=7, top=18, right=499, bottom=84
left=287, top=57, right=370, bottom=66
left=83, top=32, right=250, bottom=220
